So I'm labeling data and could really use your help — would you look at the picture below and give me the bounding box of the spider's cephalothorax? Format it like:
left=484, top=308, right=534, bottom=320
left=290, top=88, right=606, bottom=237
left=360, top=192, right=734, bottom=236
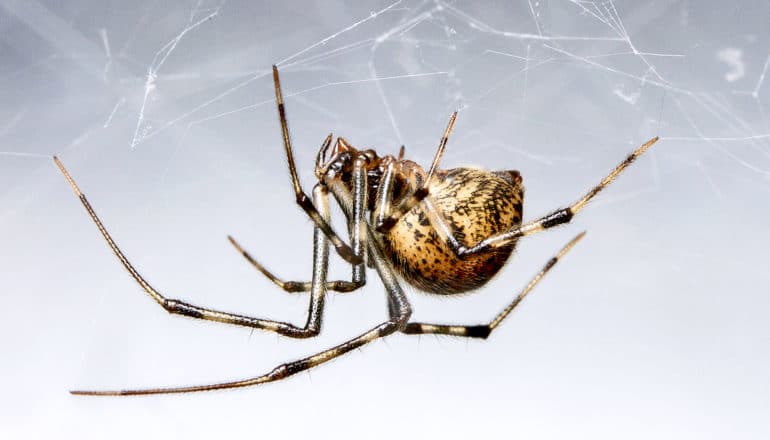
left=55, top=65, right=659, bottom=395
left=317, top=137, right=525, bottom=294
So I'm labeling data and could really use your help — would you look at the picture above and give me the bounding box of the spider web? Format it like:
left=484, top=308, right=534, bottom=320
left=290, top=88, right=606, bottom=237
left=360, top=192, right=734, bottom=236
left=0, top=1, right=768, bottom=439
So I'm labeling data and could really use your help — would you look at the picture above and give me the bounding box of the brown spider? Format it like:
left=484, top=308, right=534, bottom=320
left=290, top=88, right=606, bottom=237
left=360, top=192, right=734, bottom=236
left=55, top=65, right=659, bottom=395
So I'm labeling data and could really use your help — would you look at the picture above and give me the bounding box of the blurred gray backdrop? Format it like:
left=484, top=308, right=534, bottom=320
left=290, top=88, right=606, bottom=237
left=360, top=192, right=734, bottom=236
left=1, top=0, right=768, bottom=438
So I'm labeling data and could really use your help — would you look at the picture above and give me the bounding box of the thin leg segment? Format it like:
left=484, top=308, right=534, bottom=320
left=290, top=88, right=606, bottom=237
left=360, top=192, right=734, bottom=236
left=71, top=322, right=398, bottom=396
left=54, top=157, right=332, bottom=338
left=227, top=152, right=370, bottom=294
left=350, top=155, right=369, bottom=280
left=70, top=226, right=412, bottom=396
left=227, top=235, right=361, bottom=293
left=402, top=231, right=586, bottom=339
left=375, top=111, right=457, bottom=232
left=272, top=65, right=361, bottom=265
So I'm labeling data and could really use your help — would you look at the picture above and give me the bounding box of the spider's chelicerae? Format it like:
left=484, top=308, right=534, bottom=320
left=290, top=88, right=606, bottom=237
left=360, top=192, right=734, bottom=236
left=55, top=65, right=659, bottom=396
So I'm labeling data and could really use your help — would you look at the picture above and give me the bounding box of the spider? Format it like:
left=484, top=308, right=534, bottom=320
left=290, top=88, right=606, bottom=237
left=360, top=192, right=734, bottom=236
left=55, top=65, right=659, bottom=396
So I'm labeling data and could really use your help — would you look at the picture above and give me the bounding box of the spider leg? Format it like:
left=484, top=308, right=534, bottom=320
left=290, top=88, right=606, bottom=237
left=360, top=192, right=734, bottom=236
left=70, top=228, right=411, bottom=396
left=55, top=156, right=337, bottom=338
left=226, top=235, right=362, bottom=293
left=402, top=232, right=585, bottom=339
left=371, top=157, right=396, bottom=228
left=272, top=65, right=361, bottom=265
left=426, top=137, right=659, bottom=257
left=227, top=151, right=371, bottom=294
left=375, top=111, right=457, bottom=232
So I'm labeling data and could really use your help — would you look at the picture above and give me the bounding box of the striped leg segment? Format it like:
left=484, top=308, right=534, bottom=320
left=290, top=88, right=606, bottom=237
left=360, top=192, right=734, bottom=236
left=70, top=227, right=412, bottom=396
left=462, top=137, right=658, bottom=253
left=54, top=156, right=333, bottom=338
left=402, top=232, right=586, bottom=339
left=424, top=137, right=659, bottom=258
left=71, top=322, right=397, bottom=396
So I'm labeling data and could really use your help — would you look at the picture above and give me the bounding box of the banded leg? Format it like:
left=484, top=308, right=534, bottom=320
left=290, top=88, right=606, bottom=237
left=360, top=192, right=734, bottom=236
left=272, top=65, right=361, bottom=265
left=228, top=152, right=370, bottom=294
left=70, top=227, right=411, bottom=396
left=227, top=235, right=361, bottom=293
left=375, top=111, right=457, bottom=232
left=402, top=231, right=585, bottom=339
left=54, top=156, right=332, bottom=338
left=426, top=137, right=659, bottom=257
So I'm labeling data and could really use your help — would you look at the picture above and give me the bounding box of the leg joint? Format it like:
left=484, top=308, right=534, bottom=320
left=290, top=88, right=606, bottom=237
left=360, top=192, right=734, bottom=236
left=541, top=208, right=574, bottom=229
left=163, top=299, right=204, bottom=319
left=464, top=325, right=491, bottom=339
left=292, top=326, right=320, bottom=338
left=295, top=192, right=314, bottom=210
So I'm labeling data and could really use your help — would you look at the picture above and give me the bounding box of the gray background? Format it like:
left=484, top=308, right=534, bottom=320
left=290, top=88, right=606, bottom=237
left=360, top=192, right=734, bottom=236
left=1, top=0, right=769, bottom=438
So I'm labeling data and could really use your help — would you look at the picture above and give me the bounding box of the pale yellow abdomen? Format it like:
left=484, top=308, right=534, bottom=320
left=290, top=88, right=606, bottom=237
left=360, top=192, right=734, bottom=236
left=383, top=167, right=524, bottom=294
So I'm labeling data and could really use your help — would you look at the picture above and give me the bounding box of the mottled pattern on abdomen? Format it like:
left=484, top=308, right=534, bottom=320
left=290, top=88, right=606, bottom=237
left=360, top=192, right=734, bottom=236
left=383, top=167, right=524, bottom=295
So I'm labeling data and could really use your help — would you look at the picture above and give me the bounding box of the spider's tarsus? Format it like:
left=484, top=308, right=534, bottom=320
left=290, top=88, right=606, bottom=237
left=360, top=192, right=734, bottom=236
left=226, top=234, right=241, bottom=251
left=635, top=136, right=659, bottom=157
left=227, top=234, right=274, bottom=278
left=71, top=389, right=121, bottom=396
left=559, top=231, right=587, bottom=259
left=426, top=111, right=458, bottom=181
left=272, top=65, right=283, bottom=104
left=53, top=156, right=83, bottom=196
left=72, top=388, right=166, bottom=397
left=227, top=234, right=251, bottom=259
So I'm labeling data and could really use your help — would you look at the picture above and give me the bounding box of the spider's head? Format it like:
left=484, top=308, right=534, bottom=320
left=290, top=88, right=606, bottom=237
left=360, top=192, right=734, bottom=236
left=315, top=136, right=421, bottom=212
left=315, top=135, right=351, bottom=180
left=315, top=136, right=382, bottom=181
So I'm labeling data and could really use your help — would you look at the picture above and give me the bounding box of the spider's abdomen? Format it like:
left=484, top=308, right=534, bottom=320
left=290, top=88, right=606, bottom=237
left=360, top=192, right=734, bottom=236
left=383, top=167, right=524, bottom=295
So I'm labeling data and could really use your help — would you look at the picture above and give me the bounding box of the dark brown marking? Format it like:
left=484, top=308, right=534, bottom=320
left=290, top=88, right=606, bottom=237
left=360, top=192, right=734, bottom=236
left=542, top=257, right=558, bottom=272
left=165, top=300, right=205, bottom=319
left=541, top=209, right=573, bottom=229
left=284, top=359, right=311, bottom=376
left=465, top=325, right=492, bottom=339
